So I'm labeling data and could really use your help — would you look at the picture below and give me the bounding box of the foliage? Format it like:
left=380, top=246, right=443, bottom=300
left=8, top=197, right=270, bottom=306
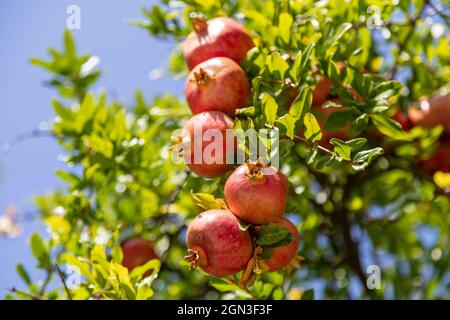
left=5, top=0, right=450, bottom=300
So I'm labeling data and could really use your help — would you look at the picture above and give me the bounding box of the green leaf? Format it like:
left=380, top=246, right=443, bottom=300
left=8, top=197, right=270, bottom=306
left=352, top=147, right=384, bottom=171
left=371, top=114, right=409, bottom=140
left=30, top=233, right=50, bottom=268
left=130, top=259, right=160, bottom=282
left=303, top=112, right=322, bottom=143
left=191, top=191, right=222, bottom=211
left=16, top=264, right=32, bottom=286
left=302, top=289, right=315, bottom=300
left=276, top=114, right=297, bottom=139
left=278, top=12, right=293, bottom=44
left=289, top=85, right=312, bottom=120
left=64, top=30, right=76, bottom=62
left=306, top=144, right=318, bottom=165
left=136, top=282, right=154, bottom=300
left=52, top=100, right=75, bottom=120
left=330, top=138, right=351, bottom=161
left=261, top=92, right=278, bottom=126
left=255, top=224, right=290, bottom=246
left=345, top=138, right=367, bottom=151
left=266, top=52, right=289, bottom=80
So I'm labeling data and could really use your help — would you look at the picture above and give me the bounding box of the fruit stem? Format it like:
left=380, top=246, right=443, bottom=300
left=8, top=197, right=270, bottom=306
left=191, top=16, right=208, bottom=35
left=184, top=249, right=200, bottom=270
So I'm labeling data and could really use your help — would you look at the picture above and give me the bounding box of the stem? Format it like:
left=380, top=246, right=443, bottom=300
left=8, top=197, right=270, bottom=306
left=55, top=264, right=73, bottom=300
left=165, top=170, right=191, bottom=215
left=10, top=287, right=46, bottom=300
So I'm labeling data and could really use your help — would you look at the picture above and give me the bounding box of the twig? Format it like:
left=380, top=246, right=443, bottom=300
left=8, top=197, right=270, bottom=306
left=164, top=170, right=191, bottom=214
left=9, top=287, right=47, bottom=300
left=291, top=135, right=337, bottom=158
left=55, top=264, right=73, bottom=300
left=389, top=2, right=428, bottom=79
left=2, top=129, right=55, bottom=154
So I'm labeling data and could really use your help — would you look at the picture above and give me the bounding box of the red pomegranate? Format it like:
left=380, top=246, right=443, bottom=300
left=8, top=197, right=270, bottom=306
left=176, top=111, right=235, bottom=178
left=312, top=75, right=332, bottom=107
left=408, top=93, right=450, bottom=133
left=419, top=142, right=450, bottom=174
left=224, top=161, right=288, bottom=225
left=261, top=218, right=300, bottom=272
left=121, top=237, right=158, bottom=272
left=183, top=16, right=254, bottom=70
left=185, top=57, right=250, bottom=116
left=185, top=209, right=254, bottom=277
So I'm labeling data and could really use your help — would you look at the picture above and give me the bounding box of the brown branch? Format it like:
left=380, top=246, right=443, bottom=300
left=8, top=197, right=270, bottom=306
left=9, top=287, right=47, bottom=300
left=55, top=264, right=73, bottom=300
left=164, top=169, right=191, bottom=215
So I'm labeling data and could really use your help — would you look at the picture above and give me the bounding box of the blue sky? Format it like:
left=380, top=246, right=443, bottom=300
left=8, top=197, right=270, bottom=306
left=0, top=0, right=184, bottom=293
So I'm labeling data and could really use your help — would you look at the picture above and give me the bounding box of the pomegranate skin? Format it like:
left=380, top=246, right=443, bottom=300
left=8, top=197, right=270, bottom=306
left=419, top=143, right=450, bottom=174
left=180, top=111, right=235, bottom=178
left=312, top=75, right=332, bottom=107
left=185, top=57, right=250, bottom=116
left=408, top=93, right=450, bottom=133
left=184, top=16, right=254, bottom=70
left=224, top=164, right=288, bottom=225
left=121, top=238, right=158, bottom=272
left=185, top=210, right=253, bottom=277
left=263, top=218, right=300, bottom=272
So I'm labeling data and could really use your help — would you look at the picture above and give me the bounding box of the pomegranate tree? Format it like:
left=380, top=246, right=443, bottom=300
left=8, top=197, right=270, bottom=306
left=185, top=57, right=250, bottom=116
left=185, top=209, right=253, bottom=277
left=183, top=16, right=254, bottom=70
left=224, top=161, right=288, bottom=225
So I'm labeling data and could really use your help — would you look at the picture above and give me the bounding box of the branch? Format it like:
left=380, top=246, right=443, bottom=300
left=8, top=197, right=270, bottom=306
left=9, top=287, right=46, bottom=300
left=389, top=2, right=428, bottom=79
left=55, top=264, right=73, bottom=300
left=164, top=169, right=191, bottom=215
left=3, top=129, right=55, bottom=154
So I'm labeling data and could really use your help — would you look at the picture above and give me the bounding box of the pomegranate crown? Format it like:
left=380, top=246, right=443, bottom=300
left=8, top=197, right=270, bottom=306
left=190, top=68, right=212, bottom=86
left=191, top=16, right=208, bottom=35
left=245, top=159, right=268, bottom=181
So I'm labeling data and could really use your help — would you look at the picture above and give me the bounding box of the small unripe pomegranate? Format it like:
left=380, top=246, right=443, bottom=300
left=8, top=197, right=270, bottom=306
left=185, top=209, right=254, bottom=277
left=261, top=218, right=300, bottom=272
left=224, top=161, right=288, bottom=225
left=408, top=93, right=450, bottom=133
left=121, top=238, right=158, bottom=271
left=419, top=142, right=450, bottom=174
left=176, top=111, right=235, bottom=178
left=184, top=16, right=254, bottom=70
left=185, top=57, right=250, bottom=116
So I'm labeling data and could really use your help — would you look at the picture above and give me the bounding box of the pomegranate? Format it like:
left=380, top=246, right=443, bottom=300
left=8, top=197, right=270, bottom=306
left=183, top=16, right=254, bottom=70
left=408, top=93, right=450, bottom=133
left=260, top=218, right=300, bottom=272
left=121, top=237, right=158, bottom=272
left=224, top=161, right=288, bottom=225
left=176, top=111, right=235, bottom=178
left=419, top=142, right=450, bottom=174
left=185, top=209, right=253, bottom=277
left=312, top=75, right=332, bottom=107
left=312, top=98, right=350, bottom=148
left=185, top=57, right=250, bottom=116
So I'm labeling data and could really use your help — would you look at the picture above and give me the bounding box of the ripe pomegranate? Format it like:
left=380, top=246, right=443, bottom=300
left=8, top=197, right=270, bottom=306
left=121, top=237, right=158, bottom=272
left=183, top=16, right=254, bottom=70
left=392, top=109, right=411, bottom=131
left=185, top=57, right=250, bottom=116
left=176, top=111, right=235, bottom=178
left=419, top=142, right=450, bottom=174
left=185, top=209, right=253, bottom=277
left=260, top=218, right=300, bottom=272
left=312, top=75, right=332, bottom=107
left=224, top=161, right=288, bottom=225
left=312, top=98, right=350, bottom=148
left=408, top=93, right=450, bottom=133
